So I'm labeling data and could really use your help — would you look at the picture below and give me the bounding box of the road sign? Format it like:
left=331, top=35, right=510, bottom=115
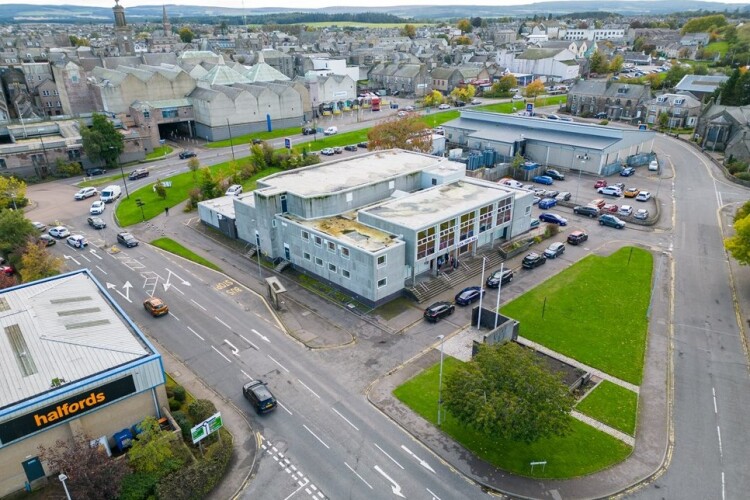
left=526, top=102, right=534, bottom=115
left=284, top=137, right=291, bottom=150
left=190, top=412, right=223, bottom=444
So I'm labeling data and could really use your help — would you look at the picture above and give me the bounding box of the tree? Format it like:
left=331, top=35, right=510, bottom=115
left=0, top=210, right=34, bottom=255
left=0, top=176, right=27, bottom=210
left=609, top=54, right=624, bottom=73
left=657, top=111, right=669, bottom=129
left=524, top=79, right=546, bottom=102
left=681, top=14, right=727, bottom=34
left=80, top=114, right=124, bottom=169
left=471, top=17, right=483, bottom=28
left=457, top=19, right=472, bottom=33
left=443, top=342, right=575, bottom=443
left=38, top=434, right=130, bottom=500
left=589, top=50, right=609, bottom=74
left=454, top=35, right=471, bottom=45
left=179, top=27, right=195, bottom=43
left=154, top=180, right=167, bottom=200
left=128, top=417, right=185, bottom=478
left=734, top=200, right=750, bottom=223
left=187, top=157, right=201, bottom=181
left=725, top=212, right=750, bottom=265
left=367, top=115, right=432, bottom=153
left=450, top=84, right=476, bottom=103
left=198, top=168, right=219, bottom=200
left=19, top=240, right=62, bottom=282
left=423, top=89, right=444, bottom=107
left=188, top=399, right=218, bottom=424
left=401, top=24, right=416, bottom=39
left=497, top=74, right=517, bottom=93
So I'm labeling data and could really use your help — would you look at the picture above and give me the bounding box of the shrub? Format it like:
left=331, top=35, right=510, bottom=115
left=171, top=410, right=192, bottom=441
left=166, top=386, right=175, bottom=398
left=172, top=385, right=186, bottom=402
left=155, top=436, right=233, bottom=500
left=187, top=399, right=217, bottom=425
left=734, top=172, right=750, bottom=181
left=533, top=235, right=543, bottom=244
left=599, top=119, right=609, bottom=125
left=55, top=159, right=83, bottom=178
left=168, top=398, right=181, bottom=411
left=544, top=224, right=560, bottom=238
left=119, top=472, right=158, bottom=500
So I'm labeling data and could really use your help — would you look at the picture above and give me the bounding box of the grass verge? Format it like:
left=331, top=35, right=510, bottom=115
left=150, top=237, right=222, bottom=272
left=394, top=357, right=632, bottom=478
left=575, top=380, right=638, bottom=436
left=206, top=125, right=304, bottom=148
left=146, top=146, right=173, bottom=159
left=501, top=247, right=653, bottom=385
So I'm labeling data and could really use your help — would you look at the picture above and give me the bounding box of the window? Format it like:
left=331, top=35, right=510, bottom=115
left=53, top=90, right=58, bottom=96
left=416, top=227, right=436, bottom=259
left=143, top=111, right=150, bottom=119
left=327, top=241, right=336, bottom=252
left=459, top=211, right=476, bottom=241
left=302, top=230, right=309, bottom=241
left=479, top=204, right=494, bottom=233
left=496, top=197, right=512, bottom=225
left=342, top=269, right=350, bottom=279
left=303, top=252, right=311, bottom=261
left=377, top=278, right=387, bottom=288
left=438, top=218, right=456, bottom=250
left=315, top=257, right=323, bottom=266
left=377, top=255, right=386, bottom=267
left=328, top=263, right=337, bottom=272
left=42, top=90, right=49, bottom=96
left=340, top=246, right=350, bottom=258
left=314, top=236, right=322, bottom=247
left=346, top=192, right=353, bottom=202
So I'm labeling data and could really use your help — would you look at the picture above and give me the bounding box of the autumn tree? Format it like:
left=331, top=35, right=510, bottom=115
left=179, top=27, right=195, bottom=43
left=198, top=168, right=219, bottom=200
left=128, top=417, right=186, bottom=478
left=589, top=50, right=609, bottom=74
left=0, top=210, right=35, bottom=255
left=524, top=79, right=546, bottom=102
left=367, top=115, right=432, bottom=153
left=80, top=114, right=124, bottom=169
left=457, top=18, right=472, bottom=33
left=725, top=210, right=750, bottom=265
left=497, top=73, right=517, bottom=93
left=401, top=24, right=416, bottom=39
left=0, top=176, right=27, bottom=209
left=423, top=89, right=444, bottom=107
left=20, top=240, right=62, bottom=282
left=450, top=84, right=476, bottom=103
left=454, top=35, right=471, bottom=45
left=444, top=342, right=575, bottom=443
left=609, top=54, right=624, bottom=73
left=187, top=157, right=201, bottom=181
left=38, top=434, right=130, bottom=500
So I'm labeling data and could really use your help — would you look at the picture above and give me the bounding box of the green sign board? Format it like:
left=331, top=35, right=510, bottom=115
left=190, top=412, right=223, bottom=444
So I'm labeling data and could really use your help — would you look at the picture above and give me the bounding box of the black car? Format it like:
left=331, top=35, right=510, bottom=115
left=574, top=205, right=600, bottom=218
left=454, top=101, right=466, bottom=107
left=423, top=301, right=455, bottom=322
left=86, top=168, right=105, bottom=176
left=455, top=286, right=484, bottom=306
left=117, top=232, right=139, bottom=247
left=302, top=127, right=315, bottom=135
left=594, top=112, right=608, bottom=119
left=179, top=151, right=197, bottom=159
left=486, top=269, right=513, bottom=288
left=358, top=141, right=369, bottom=148
left=243, top=380, right=277, bottom=414
left=344, top=145, right=358, bottom=152
left=87, top=217, right=107, bottom=229
left=522, top=252, right=547, bottom=269
left=567, top=230, right=589, bottom=245
left=545, top=169, right=565, bottom=181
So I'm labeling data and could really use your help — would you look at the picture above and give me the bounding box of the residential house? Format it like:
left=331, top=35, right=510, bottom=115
left=622, top=51, right=652, bottom=66
left=566, top=80, right=651, bottom=121
left=645, top=92, right=701, bottom=128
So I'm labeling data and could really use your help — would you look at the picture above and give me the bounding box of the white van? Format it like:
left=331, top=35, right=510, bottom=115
left=100, top=185, right=122, bottom=204
left=324, top=126, right=338, bottom=136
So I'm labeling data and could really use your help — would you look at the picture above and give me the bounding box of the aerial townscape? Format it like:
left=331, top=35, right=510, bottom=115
left=2, top=0, right=750, bottom=499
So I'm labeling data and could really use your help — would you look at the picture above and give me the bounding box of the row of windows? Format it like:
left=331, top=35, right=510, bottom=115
left=45, top=101, right=61, bottom=108
left=41, top=90, right=59, bottom=96
left=299, top=229, right=384, bottom=266
left=300, top=252, right=389, bottom=285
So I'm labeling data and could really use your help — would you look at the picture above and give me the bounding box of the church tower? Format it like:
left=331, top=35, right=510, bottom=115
left=162, top=5, right=172, bottom=37
left=113, top=0, right=134, bottom=55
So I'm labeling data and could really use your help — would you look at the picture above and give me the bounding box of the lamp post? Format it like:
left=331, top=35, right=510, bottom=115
left=476, top=257, right=486, bottom=329
left=252, top=222, right=262, bottom=278
left=110, top=146, right=129, bottom=199
left=436, top=334, right=446, bottom=426
left=58, top=473, right=72, bottom=500
left=226, top=118, right=236, bottom=161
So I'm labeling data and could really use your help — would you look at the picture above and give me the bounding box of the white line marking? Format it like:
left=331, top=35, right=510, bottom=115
left=240, top=370, right=254, bottom=380
left=214, top=316, right=232, bottom=329
left=302, top=424, right=329, bottom=449
left=277, top=401, right=293, bottom=415
left=252, top=328, right=271, bottom=343
left=401, top=444, right=436, bottom=473
left=95, top=265, right=108, bottom=275
left=210, top=345, right=232, bottom=363
left=238, top=334, right=260, bottom=350
left=426, top=487, right=442, bottom=500
left=713, top=386, right=718, bottom=414
left=717, top=426, right=723, bottom=458
left=297, top=379, right=321, bottom=399
left=169, top=312, right=180, bottom=321
left=267, top=354, right=289, bottom=372
left=374, top=465, right=405, bottom=497
left=722, top=471, right=725, bottom=500
left=282, top=477, right=309, bottom=500
left=344, top=462, right=373, bottom=489
left=187, top=326, right=204, bottom=341
left=80, top=254, right=91, bottom=262
left=224, top=339, right=240, bottom=357
left=374, top=443, right=404, bottom=469
left=331, top=407, right=359, bottom=431
left=190, top=299, right=207, bottom=311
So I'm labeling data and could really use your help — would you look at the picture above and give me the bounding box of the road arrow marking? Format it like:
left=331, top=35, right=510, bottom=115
left=252, top=328, right=270, bottom=343
left=122, top=281, right=132, bottom=301
left=224, top=339, right=240, bottom=357
left=400, top=445, right=435, bottom=473
left=105, top=282, right=133, bottom=303
left=238, top=334, right=259, bottom=350
left=89, top=249, right=103, bottom=260
left=374, top=465, right=405, bottom=498
left=166, top=268, right=191, bottom=287
left=64, top=254, right=80, bottom=266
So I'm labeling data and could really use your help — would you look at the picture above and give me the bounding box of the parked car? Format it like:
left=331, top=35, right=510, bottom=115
left=321, top=148, right=335, bottom=156
left=594, top=179, right=607, bottom=189
left=486, top=269, right=513, bottom=288
left=533, top=175, right=554, bottom=185
left=597, top=186, right=622, bottom=197
left=539, top=212, right=568, bottom=226
left=636, top=191, right=651, bottom=201
left=620, top=167, right=635, bottom=177
left=544, top=241, right=566, bottom=259
left=90, top=200, right=105, bottom=215
left=117, top=232, right=139, bottom=247
left=545, top=169, right=565, bottom=180
left=612, top=182, right=625, bottom=191
left=344, top=145, right=358, bottom=152
left=511, top=94, right=525, bottom=101
left=635, top=209, right=650, bottom=220
left=589, top=198, right=606, bottom=209
left=38, top=234, right=56, bottom=247
left=567, top=230, right=589, bottom=245
left=538, top=198, right=557, bottom=209
left=438, top=103, right=451, bottom=110
left=243, top=380, right=277, bottom=414
left=602, top=203, right=618, bottom=213
left=533, top=196, right=541, bottom=205
left=128, top=168, right=149, bottom=180
left=573, top=205, right=600, bottom=218
left=87, top=216, right=107, bottom=229
left=1, top=265, right=13, bottom=276
left=74, top=187, right=97, bottom=200
left=86, top=168, right=105, bottom=176
left=529, top=218, right=540, bottom=229
left=433, top=126, right=445, bottom=135
left=501, top=178, right=524, bottom=189
left=649, top=160, right=659, bottom=171
left=547, top=114, right=560, bottom=120
left=143, top=297, right=169, bottom=317
left=542, top=190, right=559, bottom=199
left=454, top=101, right=466, bottom=107
left=32, top=221, right=46, bottom=231
left=423, top=301, right=455, bottom=322
left=470, top=99, right=481, bottom=105
left=48, top=226, right=70, bottom=239
left=226, top=184, right=243, bottom=196
left=522, top=252, right=547, bottom=269
left=358, top=141, right=369, bottom=148
left=599, top=214, right=626, bottom=229
left=454, top=286, right=484, bottom=306
left=179, top=150, right=196, bottom=159
left=556, top=191, right=572, bottom=201
left=594, top=112, right=608, bottom=119
left=624, top=187, right=640, bottom=198
left=66, top=235, right=88, bottom=249
left=618, top=205, right=633, bottom=217
left=333, top=146, right=343, bottom=154
left=397, top=111, right=408, bottom=117
left=405, top=105, right=415, bottom=111
left=324, top=126, right=338, bottom=135
left=302, top=127, right=315, bottom=135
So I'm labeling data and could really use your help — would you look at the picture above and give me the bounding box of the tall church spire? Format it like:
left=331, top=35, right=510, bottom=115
left=162, top=5, right=172, bottom=36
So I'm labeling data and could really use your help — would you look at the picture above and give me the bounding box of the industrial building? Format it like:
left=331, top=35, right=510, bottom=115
left=0, top=270, right=167, bottom=497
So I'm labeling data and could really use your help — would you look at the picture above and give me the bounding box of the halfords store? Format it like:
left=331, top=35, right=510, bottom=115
left=0, top=270, right=168, bottom=497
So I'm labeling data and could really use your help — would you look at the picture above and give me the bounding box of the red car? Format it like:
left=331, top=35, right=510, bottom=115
left=1, top=265, right=14, bottom=276
left=594, top=179, right=607, bottom=189
left=602, top=203, right=618, bottom=213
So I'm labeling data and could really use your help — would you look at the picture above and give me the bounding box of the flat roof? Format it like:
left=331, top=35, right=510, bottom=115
left=362, top=178, right=514, bottom=230
left=198, top=191, right=255, bottom=219
left=0, top=271, right=153, bottom=410
left=257, top=149, right=462, bottom=197
left=294, top=215, right=400, bottom=253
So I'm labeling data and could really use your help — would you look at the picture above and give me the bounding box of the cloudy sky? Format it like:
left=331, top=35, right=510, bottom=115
left=17, top=0, right=750, bottom=7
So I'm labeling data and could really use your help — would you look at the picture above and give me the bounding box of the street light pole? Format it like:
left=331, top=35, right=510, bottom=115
left=59, top=473, right=72, bottom=500
left=226, top=118, right=236, bottom=161
left=110, top=146, right=129, bottom=199
left=437, top=334, right=446, bottom=426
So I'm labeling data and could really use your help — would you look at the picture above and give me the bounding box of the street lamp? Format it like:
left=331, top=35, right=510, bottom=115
left=436, top=334, right=446, bottom=426
left=252, top=222, right=262, bottom=278
left=110, top=146, right=130, bottom=199
left=58, top=473, right=72, bottom=500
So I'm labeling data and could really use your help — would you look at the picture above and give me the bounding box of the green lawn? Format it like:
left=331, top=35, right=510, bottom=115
left=206, top=125, right=304, bottom=149
left=115, top=164, right=281, bottom=227
left=576, top=380, right=638, bottom=436
left=150, top=237, right=222, bottom=272
left=79, top=173, right=124, bottom=188
left=394, top=357, right=632, bottom=478
left=704, top=41, right=729, bottom=56
left=145, top=146, right=173, bottom=159
left=501, top=247, right=653, bottom=385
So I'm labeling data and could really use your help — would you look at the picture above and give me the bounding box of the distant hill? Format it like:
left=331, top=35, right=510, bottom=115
left=0, top=1, right=748, bottom=23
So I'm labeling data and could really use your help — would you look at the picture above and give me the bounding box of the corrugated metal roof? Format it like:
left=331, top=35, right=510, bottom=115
left=0, top=272, right=150, bottom=409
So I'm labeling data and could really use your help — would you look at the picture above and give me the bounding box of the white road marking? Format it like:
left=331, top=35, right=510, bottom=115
left=169, top=312, right=180, bottom=321
left=303, top=424, right=330, bottom=449
left=717, top=426, right=723, bottom=459
left=187, top=326, right=204, bottom=341
left=374, top=465, right=405, bottom=498
left=95, top=265, right=108, bottom=275
left=89, top=249, right=102, bottom=260
left=297, top=379, right=321, bottom=399
left=331, top=407, right=359, bottom=431
left=215, top=316, right=232, bottom=330
left=277, top=401, right=293, bottom=415
left=713, top=386, right=718, bottom=414
left=210, top=345, right=232, bottom=363
left=64, top=254, right=80, bottom=265
left=426, top=487, right=442, bottom=499
left=238, top=334, right=260, bottom=350
left=224, top=339, right=240, bottom=357
left=79, top=254, right=91, bottom=262
left=722, top=471, right=725, bottom=500
left=374, top=443, right=404, bottom=470
left=268, top=354, right=290, bottom=372
left=190, top=299, right=207, bottom=311
left=252, top=328, right=271, bottom=343
left=344, top=462, right=373, bottom=489
left=240, top=370, right=254, bottom=380
left=282, top=478, right=309, bottom=500
left=401, top=444, right=436, bottom=473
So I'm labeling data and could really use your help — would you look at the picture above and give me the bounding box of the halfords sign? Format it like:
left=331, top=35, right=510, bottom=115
left=0, top=376, right=136, bottom=444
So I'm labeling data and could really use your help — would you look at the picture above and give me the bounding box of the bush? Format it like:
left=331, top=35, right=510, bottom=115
left=172, top=385, right=186, bottom=402
left=168, top=398, right=181, bottom=411
left=599, top=119, right=609, bottom=126
left=55, top=159, right=83, bottom=178
left=119, top=472, right=158, bottom=500
left=734, top=171, right=750, bottom=181
left=155, top=436, right=233, bottom=500
left=544, top=224, right=560, bottom=238
left=166, top=386, right=175, bottom=399
left=171, top=410, right=192, bottom=441
left=187, top=399, right=217, bottom=425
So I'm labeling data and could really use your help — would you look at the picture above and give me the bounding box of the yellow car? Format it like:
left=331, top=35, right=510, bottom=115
left=624, top=187, right=640, bottom=198
left=143, top=297, right=169, bottom=317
